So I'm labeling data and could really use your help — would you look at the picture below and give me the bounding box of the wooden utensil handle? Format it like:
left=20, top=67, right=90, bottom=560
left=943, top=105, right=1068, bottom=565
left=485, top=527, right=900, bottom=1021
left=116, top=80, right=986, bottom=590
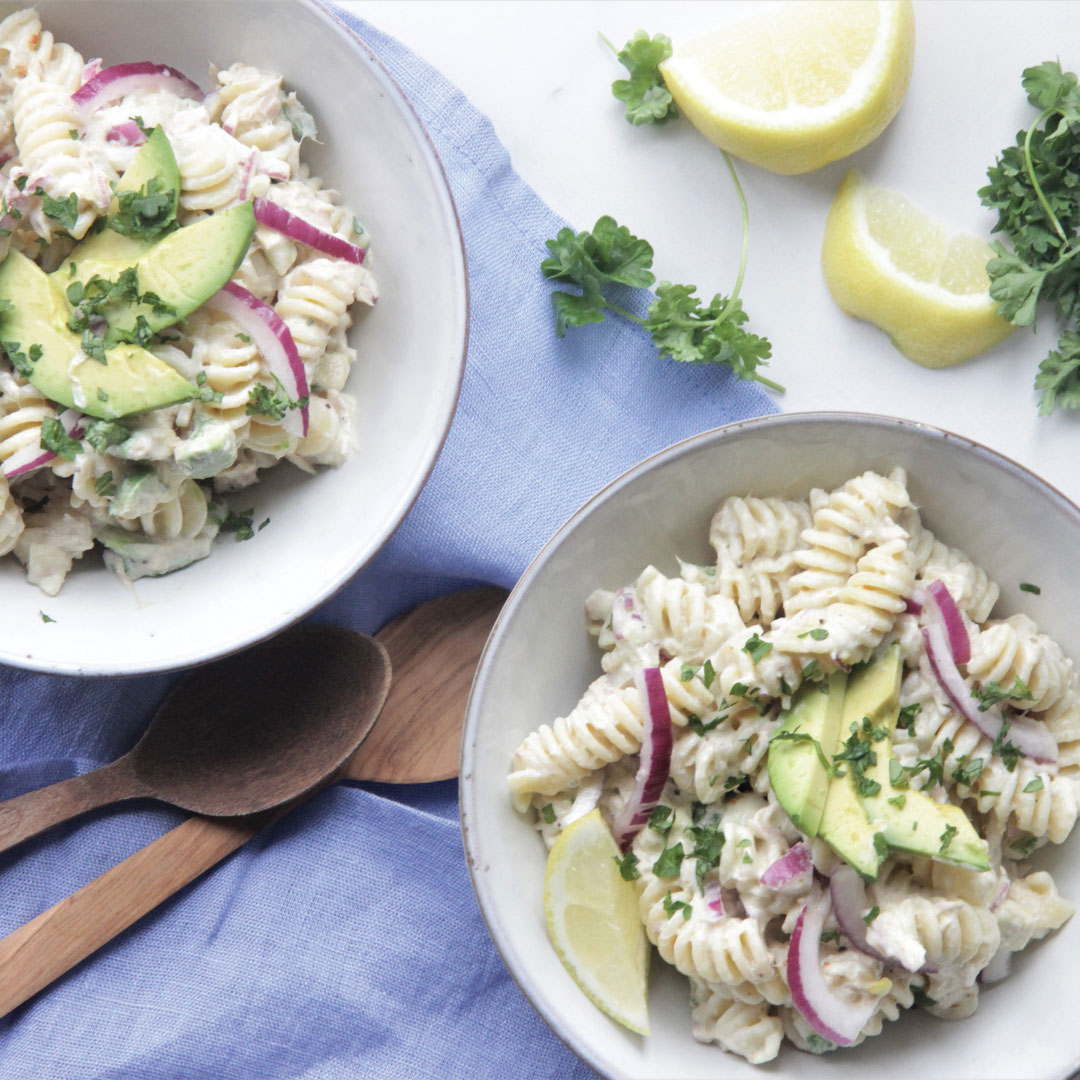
left=0, top=811, right=268, bottom=1018
left=0, top=757, right=145, bottom=856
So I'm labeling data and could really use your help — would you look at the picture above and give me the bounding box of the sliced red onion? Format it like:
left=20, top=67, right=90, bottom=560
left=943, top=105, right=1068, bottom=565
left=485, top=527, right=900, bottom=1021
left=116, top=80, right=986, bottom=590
left=106, top=121, right=147, bottom=146
left=204, top=281, right=309, bottom=438
left=788, top=889, right=878, bottom=1046
left=611, top=666, right=673, bottom=851
left=904, top=589, right=924, bottom=616
left=761, top=842, right=813, bottom=893
left=979, top=947, right=1011, bottom=985
left=237, top=150, right=257, bottom=202
left=829, top=866, right=891, bottom=964
left=922, top=625, right=1057, bottom=764
left=703, top=881, right=724, bottom=919
left=990, top=879, right=1010, bottom=913
left=923, top=579, right=970, bottom=664
left=58, top=408, right=86, bottom=439
left=80, top=58, right=103, bottom=85
left=253, top=197, right=365, bottom=264
left=72, top=62, right=202, bottom=113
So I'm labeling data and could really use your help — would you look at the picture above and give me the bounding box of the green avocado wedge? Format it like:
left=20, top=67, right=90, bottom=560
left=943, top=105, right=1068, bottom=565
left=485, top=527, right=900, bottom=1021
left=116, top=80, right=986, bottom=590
left=0, top=251, right=195, bottom=419
left=768, top=670, right=847, bottom=839
left=856, top=647, right=990, bottom=870
left=59, top=202, right=256, bottom=342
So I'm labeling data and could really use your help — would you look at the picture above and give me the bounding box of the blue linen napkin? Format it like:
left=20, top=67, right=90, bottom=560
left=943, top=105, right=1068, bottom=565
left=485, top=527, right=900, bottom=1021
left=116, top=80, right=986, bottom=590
left=0, top=10, right=777, bottom=1079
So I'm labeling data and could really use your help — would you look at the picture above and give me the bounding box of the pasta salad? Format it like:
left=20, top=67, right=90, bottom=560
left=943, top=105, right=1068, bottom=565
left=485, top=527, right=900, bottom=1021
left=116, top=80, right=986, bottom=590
left=0, top=7, right=376, bottom=593
left=509, top=468, right=1076, bottom=1064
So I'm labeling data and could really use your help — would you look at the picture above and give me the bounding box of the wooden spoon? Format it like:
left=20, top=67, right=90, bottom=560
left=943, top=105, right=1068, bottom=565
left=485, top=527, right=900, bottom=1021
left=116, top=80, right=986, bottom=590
left=0, top=627, right=393, bottom=856
left=0, top=585, right=506, bottom=1017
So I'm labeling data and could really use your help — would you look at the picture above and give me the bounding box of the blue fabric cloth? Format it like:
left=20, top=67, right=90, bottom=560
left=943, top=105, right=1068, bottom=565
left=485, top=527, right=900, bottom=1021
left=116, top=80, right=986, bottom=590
left=0, top=10, right=777, bottom=1079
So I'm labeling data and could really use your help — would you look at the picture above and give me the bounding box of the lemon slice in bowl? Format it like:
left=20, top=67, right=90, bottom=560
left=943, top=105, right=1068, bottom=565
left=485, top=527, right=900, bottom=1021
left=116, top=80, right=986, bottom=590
left=822, top=169, right=1015, bottom=368
left=544, top=808, right=650, bottom=1036
left=659, top=0, right=915, bottom=174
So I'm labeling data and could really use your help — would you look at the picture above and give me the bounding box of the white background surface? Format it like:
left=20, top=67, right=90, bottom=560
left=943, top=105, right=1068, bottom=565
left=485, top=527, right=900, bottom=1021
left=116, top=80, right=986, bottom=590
left=344, top=0, right=1080, bottom=505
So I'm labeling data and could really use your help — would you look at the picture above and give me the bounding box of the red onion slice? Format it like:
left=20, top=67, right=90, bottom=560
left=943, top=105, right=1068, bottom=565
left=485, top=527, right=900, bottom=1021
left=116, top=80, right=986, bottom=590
left=788, top=889, right=877, bottom=1046
left=922, top=625, right=1057, bottom=764
left=252, top=197, right=365, bottom=265
left=904, top=589, right=924, bottom=616
left=72, top=62, right=202, bottom=112
left=828, top=865, right=911, bottom=968
left=204, top=281, right=309, bottom=438
left=106, top=121, right=147, bottom=146
left=611, top=666, right=673, bottom=851
left=923, top=579, right=970, bottom=664
left=703, top=881, right=724, bottom=919
left=761, top=842, right=813, bottom=893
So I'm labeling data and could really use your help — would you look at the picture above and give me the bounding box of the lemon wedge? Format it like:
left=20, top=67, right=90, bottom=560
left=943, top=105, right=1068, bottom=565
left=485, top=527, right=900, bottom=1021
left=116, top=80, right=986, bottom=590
left=822, top=169, right=1015, bottom=368
left=544, top=808, right=650, bottom=1035
left=659, top=0, right=915, bottom=174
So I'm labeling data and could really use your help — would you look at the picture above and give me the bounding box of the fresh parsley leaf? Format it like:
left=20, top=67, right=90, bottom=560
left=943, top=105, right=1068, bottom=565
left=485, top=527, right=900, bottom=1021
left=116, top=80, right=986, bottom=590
left=687, top=823, right=724, bottom=889
left=662, top=890, right=692, bottom=920
left=34, top=188, right=78, bottom=231
left=648, top=804, right=674, bottom=837
left=798, top=628, right=829, bottom=641
left=615, top=850, right=640, bottom=881
left=820, top=930, right=841, bottom=945
left=939, top=824, right=958, bottom=853
left=653, top=842, right=684, bottom=878
left=82, top=418, right=130, bottom=455
left=863, top=905, right=880, bottom=924
left=742, top=632, right=772, bottom=663
left=246, top=377, right=308, bottom=421
left=1024, top=776, right=1045, bottom=793
left=221, top=507, right=256, bottom=542
left=887, top=793, right=906, bottom=810
left=911, top=985, right=938, bottom=1009
left=1010, top=832, right=1039, bottom=858
left=39, top=610, right=56, bottom=623
left=2, top=340, right=40, bottom=377
left=540, top=803, right=556, bottom=824
left=905, top=748, right=945, bottom=790
left=973, top=676, right=1036, bottom=711
left=1020, top=581, right=1042, bottom=594
left=801, top=659, right=822, bottom=682
left=895, top=702, right=921, bottom=732
left=603, top=30, right=677, bottom=126
left=94, top=470, right=116, bottom=497
left=952, top=755, right=984, bottom=787
left=770, top=729, right=833, bottom=776
left=108, top=176, right=177, bottom=241
left=39, top=416, right=81, bottom=460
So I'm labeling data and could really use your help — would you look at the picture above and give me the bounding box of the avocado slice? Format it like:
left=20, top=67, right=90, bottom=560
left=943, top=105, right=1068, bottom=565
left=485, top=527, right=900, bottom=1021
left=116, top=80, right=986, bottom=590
left=60, top=202, right=255, bottom=341
left=0, top=251, right=195, bottom=419
left=54, top=125, right=181, bottom=278
left=768, top=670, right=848, bottom=838
left=856, top=648, right=990, bottom=870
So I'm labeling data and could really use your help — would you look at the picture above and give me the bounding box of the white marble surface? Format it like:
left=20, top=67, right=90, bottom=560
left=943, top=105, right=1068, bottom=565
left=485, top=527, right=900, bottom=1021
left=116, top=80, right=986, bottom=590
left=343, top=0, right=1080, bottom=504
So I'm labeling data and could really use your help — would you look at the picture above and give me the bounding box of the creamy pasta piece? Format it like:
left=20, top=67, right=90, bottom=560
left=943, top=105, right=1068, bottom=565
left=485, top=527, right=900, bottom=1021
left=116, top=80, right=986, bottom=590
left=0, top=8, right=376, bottom=593
left=510, top=468, right=1077, bottom=1064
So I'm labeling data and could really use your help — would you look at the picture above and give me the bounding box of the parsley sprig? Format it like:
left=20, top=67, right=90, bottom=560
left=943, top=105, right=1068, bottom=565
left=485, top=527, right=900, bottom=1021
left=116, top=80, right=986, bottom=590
left=600, top=31, right=677, bottom=126
left=980, top=62, right=1080, bottom=413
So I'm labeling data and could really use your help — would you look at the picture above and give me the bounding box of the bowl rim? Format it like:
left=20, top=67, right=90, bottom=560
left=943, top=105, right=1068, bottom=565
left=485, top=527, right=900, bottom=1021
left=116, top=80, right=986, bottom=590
left=0, top=0, right=469, bottom=678
left=459, top=409, right=1080, bottom=1080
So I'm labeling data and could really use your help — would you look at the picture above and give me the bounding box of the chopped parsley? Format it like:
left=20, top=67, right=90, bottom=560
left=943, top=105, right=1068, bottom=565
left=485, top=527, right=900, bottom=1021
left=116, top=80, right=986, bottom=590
left=911, top=985, right=938, bottom=1009
left=82, top=418, right=130, bottom=455
left=39, top=611, right=56, bottom=624
left=1010, top=832, right=1039, bottom=858
left=723, top=774, right=750, bottom=791
left=1023, top=776, right=1045, bottom=793
left=194, top=370, right=223, bottom=404
left=687, top=711, right=726, bottom=737
left=820, top=930, right=841, bottom=945
left=94, top=470, right=116, bottom=497
left=990, top=718, right=1023, bottom=772
left=951, top=755, right=984, bottom=787
left=662, top=891, right=692, bottom=921
left=34, top=188, right=78, bottom=231
left=648, top=804, right=674, bottom=837
left=221, top=507, right=256, bottom=542
left=888, top=758, right=908, bottom=789
left=687, top=822, right=725, bottom=889
left=938, top=824, right=958, bottom=853
left=862, top=905, right=880, bottom=924
left=39, top=416, right=81, bottom=460
left=973, top=676, right=1036, bottom=712
left=801, top=659, right=822, bottom=682
left=614, top=850, right=640, bottom=881
left=108, top=176, right=178, bottom=241
left=895, top=702, right=921, bottom=732
left=905, top=747, right=946, bottom=790
left=3, top=340, right=42, bottom=377
left=797, top=627, right=829, bottom=641
left=770, top=728, right=833, bottom=776
left=653, top=842, right=684, bottom=878
left=742, top=633, right=772, bottom=663
left=1019, top=582, right=1041, bottom=595
left=246, top=376, right=308, bottom=421
left=833, top=717, right=888, bottom=798
left=887, top=793, right=907, bottom=810
left=680, top=659, right=716, bottom=689
left=540, top=803, right=556, bottom=824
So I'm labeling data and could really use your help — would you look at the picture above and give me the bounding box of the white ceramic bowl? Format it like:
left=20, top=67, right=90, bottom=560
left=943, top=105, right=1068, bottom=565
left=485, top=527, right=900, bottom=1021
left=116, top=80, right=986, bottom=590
left=462, top=413, right=1080, bottom=1080
left=0, top=0, right=466, bottom=675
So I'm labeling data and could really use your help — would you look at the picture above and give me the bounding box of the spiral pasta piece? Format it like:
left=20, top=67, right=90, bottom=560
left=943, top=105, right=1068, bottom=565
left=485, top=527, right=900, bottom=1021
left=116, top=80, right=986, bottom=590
left=690, top=979, right=782, bottom=1064
left=0, top=369, right=56, bottom=469
left=0, top=473, right=22, bottom=556
left=211, top=62, right=300, bottom=178
left=967, top=614, right=1074, bottom=713
left=785, top=468, right=910, bottom=616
